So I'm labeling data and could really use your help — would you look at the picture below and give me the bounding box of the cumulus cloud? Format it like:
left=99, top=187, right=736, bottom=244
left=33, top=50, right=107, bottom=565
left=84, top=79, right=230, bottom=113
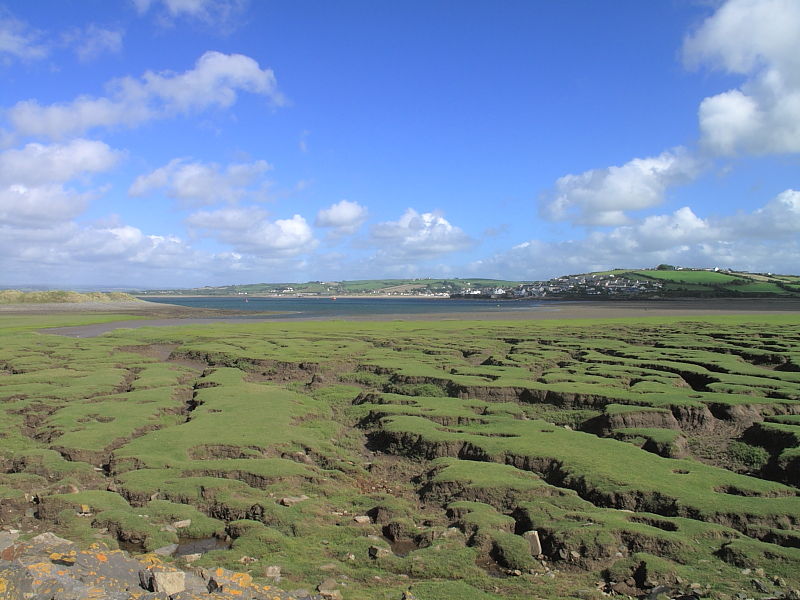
left=0, top=216, right=233, bottom=287
left=475, top=189, right=800, bottom=280
left=130, top=158, right=271, bottom=206
left=315, top=200, right=368, bottom=236
left=726, top=189, right=800, bottom=238
left=0, top=11, right=47, bottom=62
left=369, top=208, right=474, bottom=258
left=0, top=139, right=122, bottom=227
left=684, top=0, right=800, bottom=155
left=7, top=51, right=283, bottom=139
left=540, top=148, right=699, bottom=226
left=187, top=206, right=316, bottom=256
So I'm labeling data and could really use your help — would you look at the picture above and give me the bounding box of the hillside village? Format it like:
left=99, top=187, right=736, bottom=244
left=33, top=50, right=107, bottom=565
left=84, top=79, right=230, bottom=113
left=458, top=273, right=664, bottom=299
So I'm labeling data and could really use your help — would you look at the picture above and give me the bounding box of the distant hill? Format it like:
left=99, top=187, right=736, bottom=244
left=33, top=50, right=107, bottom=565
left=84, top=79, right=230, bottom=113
left=135, top=268, right=800, bottom=299
left=585, top=268, right=800, bottom=298
left=137, top=278, right=521, bottom=297
left=0, top=290, right=141, bottom=304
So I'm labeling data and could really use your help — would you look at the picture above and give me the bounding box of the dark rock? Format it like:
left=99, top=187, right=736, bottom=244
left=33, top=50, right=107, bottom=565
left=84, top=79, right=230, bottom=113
left=753, top=579, right=771, bottom=594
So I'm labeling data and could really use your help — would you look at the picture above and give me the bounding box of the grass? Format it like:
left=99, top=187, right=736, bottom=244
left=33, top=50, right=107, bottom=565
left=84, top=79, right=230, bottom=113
left=0, top=290, right=140, bottom=304
left=628, top=270, right=741, bottom=284
left=2, top=312, right=800, bottom=598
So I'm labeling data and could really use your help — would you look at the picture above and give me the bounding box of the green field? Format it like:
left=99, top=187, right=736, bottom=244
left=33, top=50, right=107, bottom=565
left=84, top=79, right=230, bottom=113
left=1, top=313, right=800, bottom=599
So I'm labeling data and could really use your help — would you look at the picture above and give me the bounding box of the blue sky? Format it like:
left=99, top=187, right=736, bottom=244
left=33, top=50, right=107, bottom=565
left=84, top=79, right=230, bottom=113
left=1, top=0, right=799, bottom=288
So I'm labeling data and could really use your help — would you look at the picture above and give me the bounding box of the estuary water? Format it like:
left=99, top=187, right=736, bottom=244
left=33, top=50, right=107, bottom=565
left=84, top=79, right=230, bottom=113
left=138, top=296, right=549, bottom=319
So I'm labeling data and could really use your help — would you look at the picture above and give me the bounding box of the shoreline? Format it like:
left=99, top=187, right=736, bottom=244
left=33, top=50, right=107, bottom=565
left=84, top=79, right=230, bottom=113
left=15, top=297, right=800, bottom=338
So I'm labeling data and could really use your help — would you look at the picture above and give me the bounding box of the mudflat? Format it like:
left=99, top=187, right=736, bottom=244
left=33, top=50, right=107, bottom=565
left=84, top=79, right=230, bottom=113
left=20, top=297, right=800, bottom=338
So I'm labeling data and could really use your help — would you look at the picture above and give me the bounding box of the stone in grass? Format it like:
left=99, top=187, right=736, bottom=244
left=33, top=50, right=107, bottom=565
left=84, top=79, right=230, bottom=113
left=522, top=530, right=542, bottom=556
left=172, top=519, right=192, bottom=529
left=353, top=515, right=371, bottom=524
left=279, top=495, right=310, bottom=507
left=317, top=577, right=343, bottom=600
left=182, top=553, right=202, bottom=563
left=368, top=545, right=391, bottom=559
left=263, top=565, right=281, bottom=579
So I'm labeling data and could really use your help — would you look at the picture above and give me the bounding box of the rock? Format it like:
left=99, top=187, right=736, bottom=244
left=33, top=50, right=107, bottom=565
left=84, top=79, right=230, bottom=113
left=27, top=532, right=75, bottom=553
left=368, top=545, right=391, bottom=559
left=238, top=555, right=257, bottom=565
left=264, top=565, right=281, bottom=579
left=152, top=569, right=186, bottom=595
left=318, top=577, right=343, bottom=600
left=523, top=530, right=542, bottom=556
left=204, top=566, right=253, bottom=595
left=353, top=515, right=371, bottom=524
left=570, top=550, right=581, bottom=559
left=774, top=576, right=786, bottom=587
left=172, top=519, right=192, bottom=529
left=0, top=530, right=19, bottom=552
left=182, top=552, right=202, bottom=563
left=754, top=568, right=766, bottom=577
left=279, top=495, right=310, bottom=507
left=153, top=544, right=178, bottom=556
left=612, top=581, right=638, bottom=596
left=288, top=451, right=314, bottom=464
left=752, top=579, right=770, bottom=593
left=647, top=586, right=673, bottom=600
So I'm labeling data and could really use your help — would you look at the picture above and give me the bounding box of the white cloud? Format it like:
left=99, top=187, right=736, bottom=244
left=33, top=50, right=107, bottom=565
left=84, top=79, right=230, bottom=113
left=0, top=139, right=122, bottom=185
left=0, top=216, right=233, bottom=287
left=727, top=188, right=800, bottom=237
left=129, top=158, right=271, bottom=206
left=0, top=184, right=91, bottom=227
left=187, top=206, right=316, bottom=256
left=0, top=11, right=47, bottom=62
left=475, top=190, right=800, bottom=279
left=66, top=25, right=124, bottom=62
left=315, top=199, right=368, bottom=235
left=7, top=51, right=283, bottom=139
left=684, top=0, right=800, bottom=155
left=369, top=208, right=474, bottom=258
left=132, top=0, right=246, bottom=29
left=0, top=139, right=121, bottom=228
left=540, top=148, right=699, bottom=226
